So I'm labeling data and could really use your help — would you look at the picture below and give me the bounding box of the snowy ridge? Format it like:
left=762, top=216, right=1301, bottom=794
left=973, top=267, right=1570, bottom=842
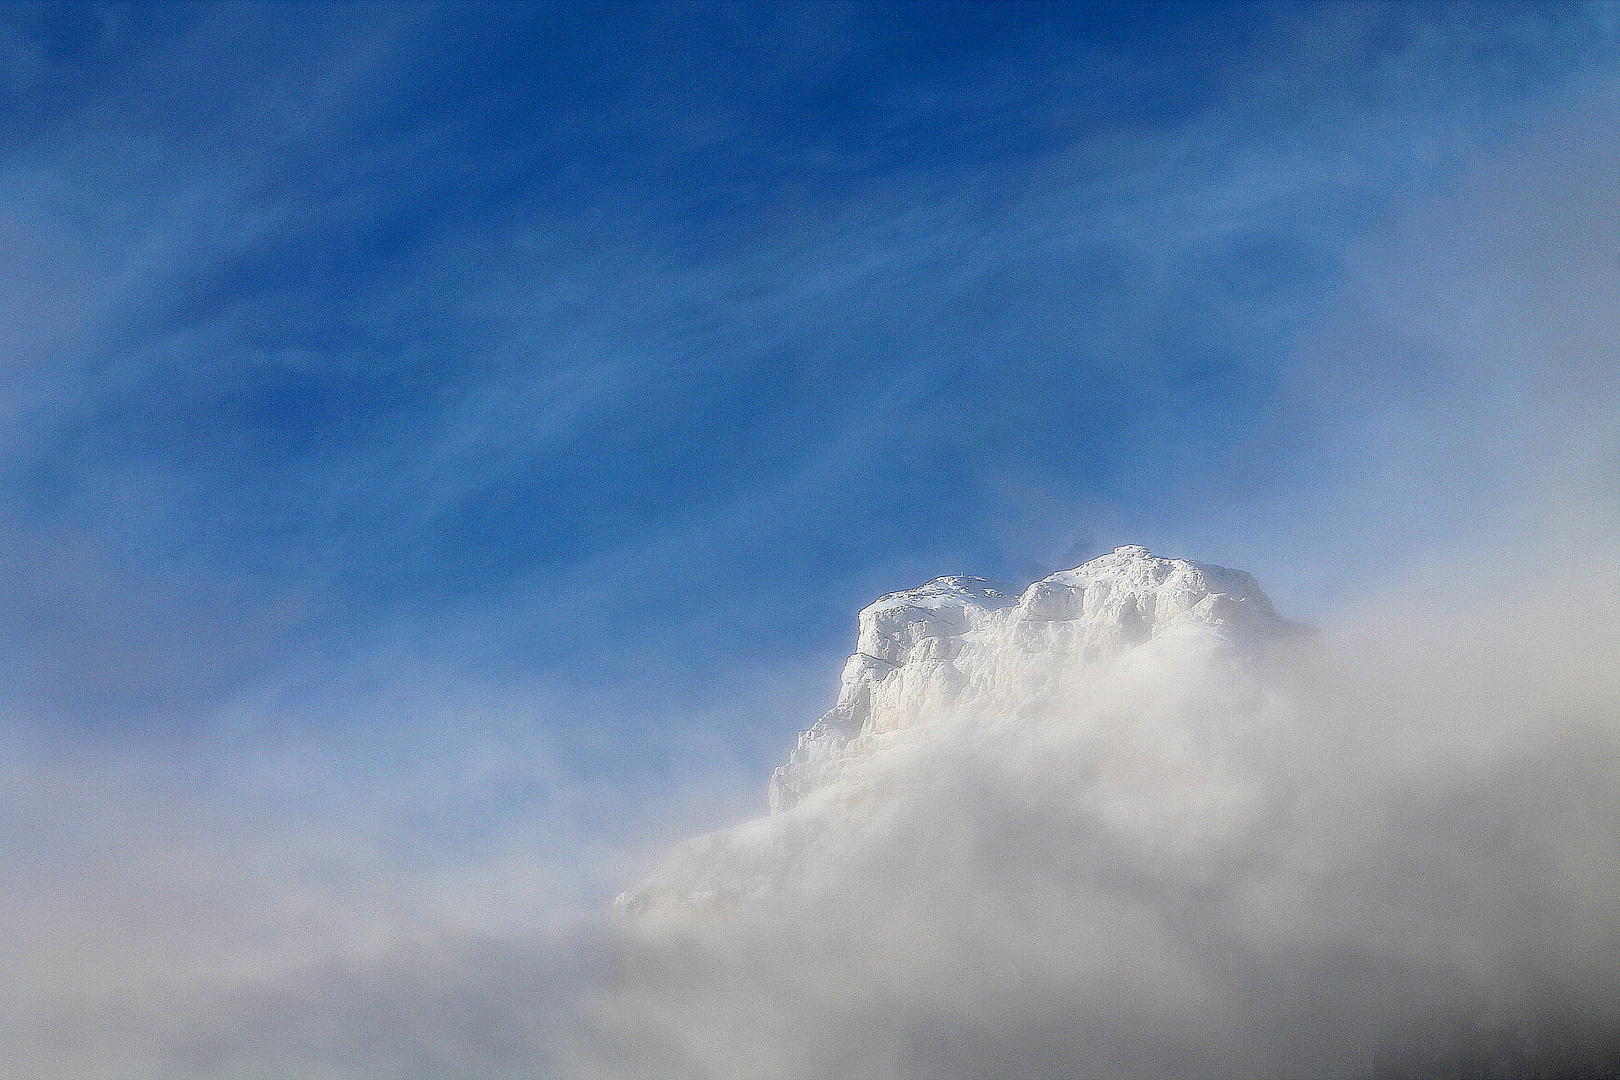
left=767, top=546, right=1292, bottom=813
left=618, top=546, right=1299, bottom=915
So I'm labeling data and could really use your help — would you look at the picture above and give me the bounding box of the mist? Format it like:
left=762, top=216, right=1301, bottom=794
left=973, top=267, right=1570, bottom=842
left=3, top=519, right=1615, bottom=1079
left=593, top=521, right=1620, bottom=1079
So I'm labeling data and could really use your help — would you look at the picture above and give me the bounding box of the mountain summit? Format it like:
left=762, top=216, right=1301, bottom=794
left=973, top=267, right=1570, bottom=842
left=770, top=545, right=1294, bottom=813
left=619, top=547, right=1300, bottom=915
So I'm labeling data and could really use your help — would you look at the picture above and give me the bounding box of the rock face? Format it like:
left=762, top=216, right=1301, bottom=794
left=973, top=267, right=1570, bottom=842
left=769, top=546, right=1291, bottom=814
left=618, top=546, right=1300, bottom=915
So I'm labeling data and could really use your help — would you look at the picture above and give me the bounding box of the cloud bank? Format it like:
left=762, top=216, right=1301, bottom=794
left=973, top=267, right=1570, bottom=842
left=593, top=524, right=1620, bottom=1079
left=4, top=518, right=1615, bottom=1079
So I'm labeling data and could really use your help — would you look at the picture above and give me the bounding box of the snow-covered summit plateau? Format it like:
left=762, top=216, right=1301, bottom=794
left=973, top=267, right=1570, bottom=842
left=618, top=546, right=1302, bottom=915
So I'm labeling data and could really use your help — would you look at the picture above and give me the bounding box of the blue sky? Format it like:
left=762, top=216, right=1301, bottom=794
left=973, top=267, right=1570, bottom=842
left=2, top=2, right=1618, bottom=879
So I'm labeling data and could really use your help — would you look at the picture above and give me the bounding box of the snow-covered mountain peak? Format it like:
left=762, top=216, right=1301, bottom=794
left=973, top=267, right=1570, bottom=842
left=620, top=546, right=1301, bottom=913
left=756, top=546, right=1295, bottom=815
